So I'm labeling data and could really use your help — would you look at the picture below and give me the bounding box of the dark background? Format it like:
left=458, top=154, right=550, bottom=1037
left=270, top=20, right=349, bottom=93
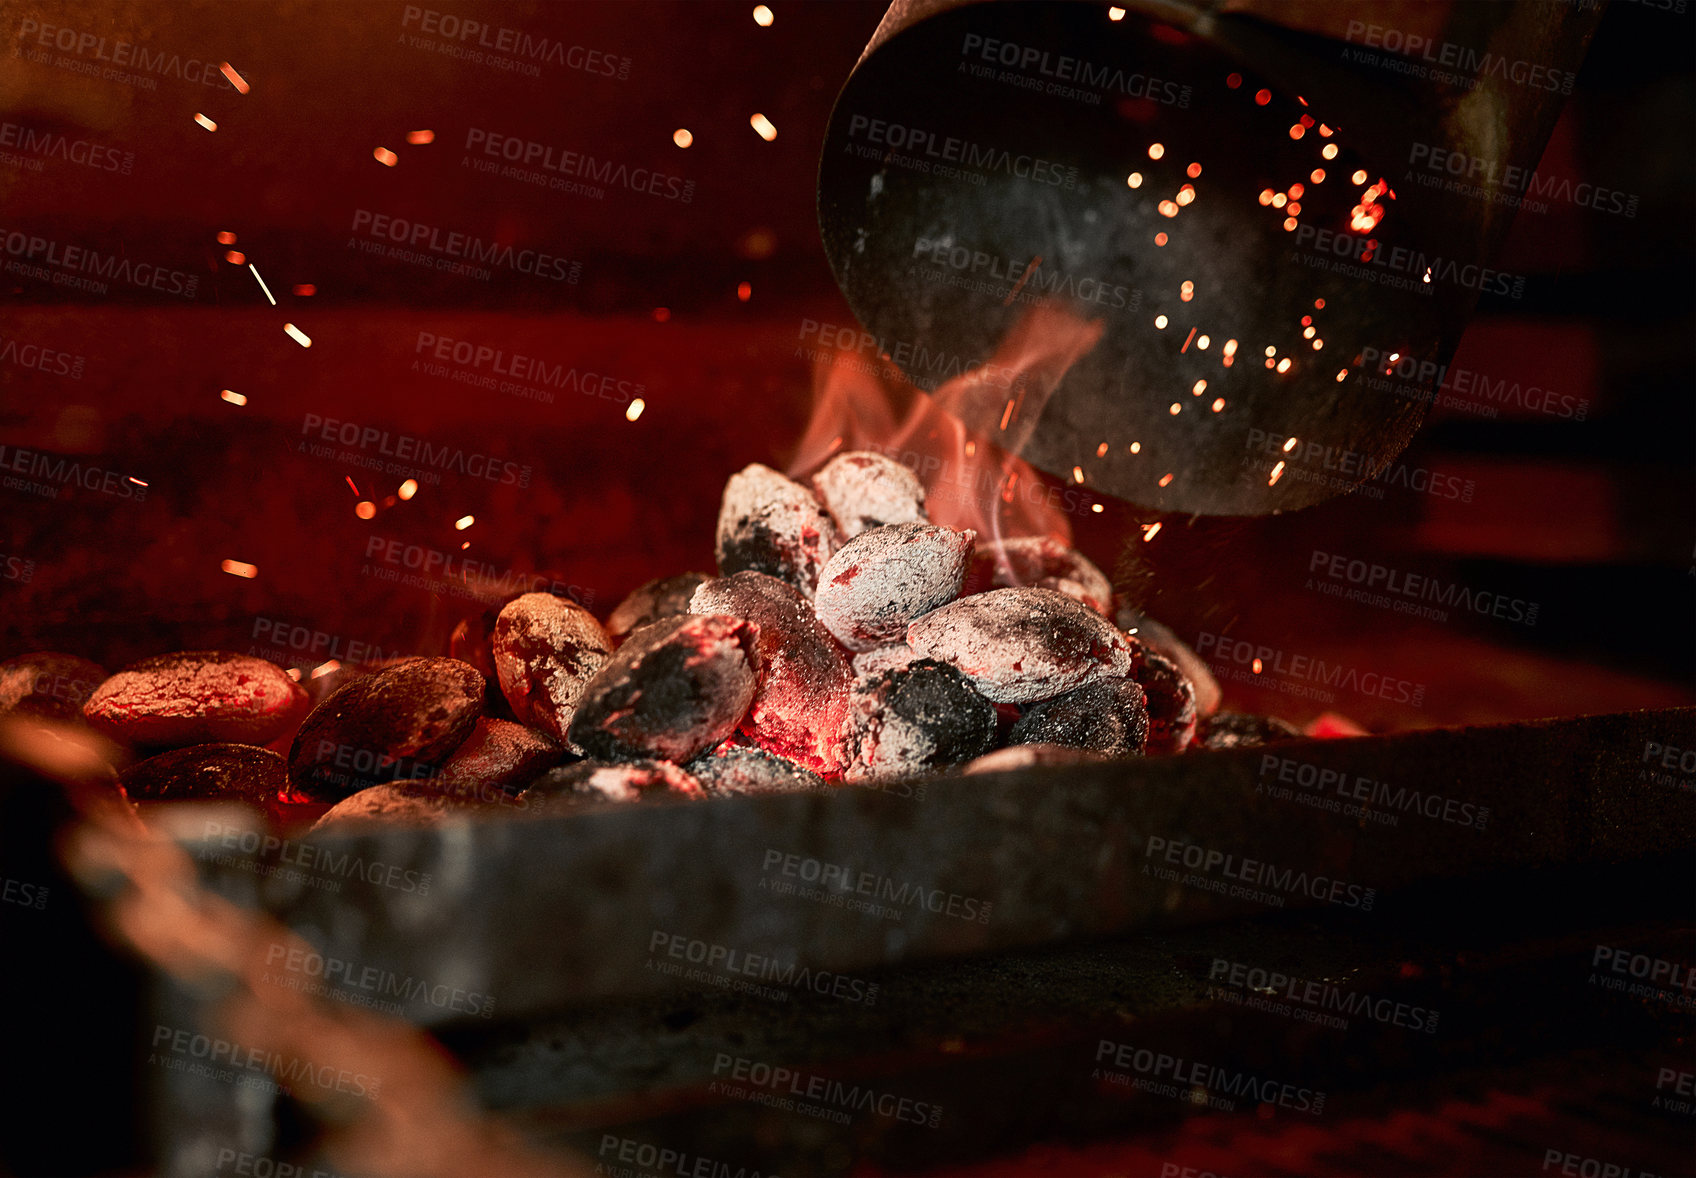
left=0, top=0, right=1691, bottom=731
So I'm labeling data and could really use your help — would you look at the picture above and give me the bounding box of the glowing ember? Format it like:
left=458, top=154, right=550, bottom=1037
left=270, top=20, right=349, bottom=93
left=224, top=250, right=245, bottom=265
left=1091, top=502, right=1104, bottom=513
left=1157, top=472, right=1174, bottom=487
left=999, top=398, right=1016, bottom=430
left=1265, top=346, right=1276, bottom=357
left=750, top=113, right=777, bottom=141
left=1336, top=369, right=1348, bottom=382
left=344, top=476, right=360, bottom=496
left=1108, top=6, right=1126, bottom=19
left=220, top=389, right=246, bottom=406
left=1129, top=442, right=1141, bottom=453
left=1192, top=379, right=1206, bottom=395
left=1268, top=462, right=1284, bottom=486
left=1289, top=124, right=1305, bottom=140
left=1287, top=202, right=1301, bottom=216
left=1314, top=298, right=1326, bottom=309
left=1272, top=193, right=1287, bottom=208
left=373, top=147, right=398, bottom=166
left=1322, top=143, right=1338, bottom=160
left=128, top=477, right=148, bottom=487
left=1168, top=402, right=1181, bottom=415
left=1211, top=397, right=1225, bottom=411
left=1303, top=326, right=1316, bottom=339
left=1197, top=335, right=1210, bottom=349
left=1310, top=169, right=1325, bottom=183
left=1283, top=217, right=1298, bottom=232
left=282, top=323, right=311, bottom=347
left=737, top=281, right=752, bottom=301
left=1277, top=358, right=1292, bottom=373
left=310, top=660, right=341, bottom=679
left=1254, top=89, right=1271, bottom=105
left=1158, top=200, right=1179, bottom=217
left=1180, top=326, right=1196, bottom=352
left=221, top=559, right=258, bottom=579
left=1072, top=466, right=1085, bottom=483
left=407, top=130, right=435, bottom=145
left=1127, top=172, right=1142, bottom=188
left=1096, top=442, right=1109, bottom=457
left=1154, top=232, right=1168, bottom=246
left=626, top=398, right=646, bottom=422
left=219, top=63, right=250, bottom=93
left=1186, top=162, right=1201, bottom=178
left=753, top=4, right=774, bottom=25
left=1179, top=280, right=1194, bottom=301
left=1226, top=73, right=1242, bottom=88
left=1154, top=315, right=1168, bottom=329
left=1148, top=143, right=1164, bottom=159
left=673, top=128, right=694, bottom=148
left=1258, top=189, right=1273, bottom=206
left=1176, top=185, right=1195, bottom=206
left=1311, top=339, right=1324, bottom=350
left=1252, top=657, right=1264, bottom=673
left=1351, top=168, right=1369, bottom=185
left=194, top=114, right=217, bottom=132
left=454, top=515, right=475, bottom=531
left=293, top=284, right=316, bottom=296
left=1143, top=521, right=1162, bottom=541
left=355, top=501, right=376, bottom=520
left=249, top=263, right=276, bottom=305
left=1288, top=183, right=1304, bottom=199
left=216, top=231, right=237, bottom=245
left=398, top=479, right=418, bottom=499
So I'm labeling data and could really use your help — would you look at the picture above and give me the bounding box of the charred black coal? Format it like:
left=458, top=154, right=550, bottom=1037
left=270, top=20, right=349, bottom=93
left=607, top=573, right=712, bottom=643
left=1009, top=676, right=1149, bottom=757
left=1194, top=711, right=1303, bottom=750
left=686, top=745, right=826, bottom=796
left=120, top=743, right=289, bottom=803
left=843, top=659, right=996, bottom=780
left=519, top=759, right=705, bottom=811
left=1135, top=649, right=1198, bottom=755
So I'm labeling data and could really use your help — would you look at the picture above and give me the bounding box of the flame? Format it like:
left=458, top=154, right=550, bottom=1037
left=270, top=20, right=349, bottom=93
left=787, top=304, right=1105, bottom=550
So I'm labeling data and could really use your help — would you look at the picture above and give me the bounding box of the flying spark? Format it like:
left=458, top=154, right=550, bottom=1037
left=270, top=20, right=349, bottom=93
left=249, top=263, right=275, bottom=305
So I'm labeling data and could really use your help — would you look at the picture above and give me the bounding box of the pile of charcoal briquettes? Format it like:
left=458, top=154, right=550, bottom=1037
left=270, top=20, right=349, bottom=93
left=0, top=453, right=1301, bottom=831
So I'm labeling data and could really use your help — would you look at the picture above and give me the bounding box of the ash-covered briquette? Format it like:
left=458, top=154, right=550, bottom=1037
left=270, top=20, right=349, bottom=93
left=967, top=537, right=1115, bottom=616
left=852, top=644, right=919, bottom=677
left=1193, top=711, right=1302, bottom=750
left=685, top=745, right=826, bottom=796
left=607, top=572, right=712, bottom=643
left=492, top=592, right=613, bottom=744
left=814, top=523, right=975, bottom=652
left=1135, top=649, right=1198, bottom=755
left=810, top=450, right=928, bottom=539
left=287, top=657, right=486, bottom=801
left=906, top=587, right=1135, bottom=704
left=568, top=614, right=759, bottom=764
left=715, top=463, right=839, bottom=597
left=83, top=650, right=309, bottom=749
left=1118, top=609, right=1220, bottom=718
left=1009, top=676, right=1149, bottom=757
left=119, top=743, right=289, bottom=803
left=518, top=759, right=705, bottom=812
left=843, top=659, right=997, bottom=780
left=432, top=717, right=567, bottom=799
left=962, top=743, right=1111, bottom=774
left=0, top=652, right=107, bottom=722
left=311, top=780, right=468, bottom=831
left=688, top=572, right=852, bottom=774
